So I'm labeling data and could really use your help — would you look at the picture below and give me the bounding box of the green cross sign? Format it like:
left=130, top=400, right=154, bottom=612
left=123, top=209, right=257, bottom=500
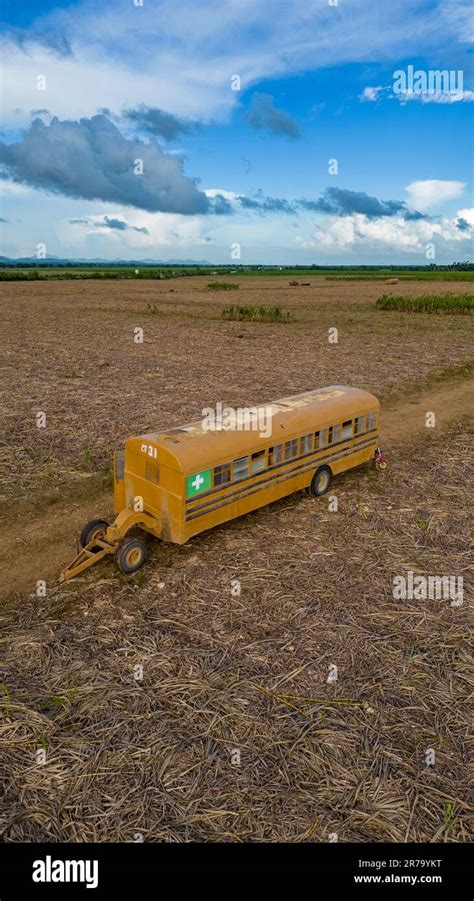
left=186, top=468, right=212, bottom=497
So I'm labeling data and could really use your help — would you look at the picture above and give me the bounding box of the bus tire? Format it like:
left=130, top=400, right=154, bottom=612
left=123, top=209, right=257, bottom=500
left=309, top=466, right=332, bottom=497
left=115, top=537, right=147, bottom=574
left=80, top=519, right=109, bottom=550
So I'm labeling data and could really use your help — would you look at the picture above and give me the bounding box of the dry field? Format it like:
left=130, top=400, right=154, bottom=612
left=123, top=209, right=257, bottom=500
left=0, top=276, right=472, bottom=842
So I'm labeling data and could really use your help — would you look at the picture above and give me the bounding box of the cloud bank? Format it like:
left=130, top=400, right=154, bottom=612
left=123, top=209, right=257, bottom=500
left=236, top=187, right=425, bottom=221
left=2, top=0, right=469, bottom=127
left=0, top=115, right=212, bottom=214
left=122, top=105, right=194, bottom=140
left=297, top=208, right=473, bottom=256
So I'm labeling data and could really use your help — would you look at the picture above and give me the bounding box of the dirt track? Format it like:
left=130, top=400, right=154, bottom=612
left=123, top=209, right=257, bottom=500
left=1, top=377, right=472, bottom=598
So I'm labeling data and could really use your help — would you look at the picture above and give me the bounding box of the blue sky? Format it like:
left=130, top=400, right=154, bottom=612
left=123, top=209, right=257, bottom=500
left=0, top=0, right=473, bottom=263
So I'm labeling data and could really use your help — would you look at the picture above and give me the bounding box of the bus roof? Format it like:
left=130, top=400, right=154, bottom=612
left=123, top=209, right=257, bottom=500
left=138, top=385, right=379, bottom=472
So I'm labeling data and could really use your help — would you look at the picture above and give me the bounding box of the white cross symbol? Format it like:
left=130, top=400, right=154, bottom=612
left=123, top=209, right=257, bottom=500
left=192, top=473, right=204, bottom=491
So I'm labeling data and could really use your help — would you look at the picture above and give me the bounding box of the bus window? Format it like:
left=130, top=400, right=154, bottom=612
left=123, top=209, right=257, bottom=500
left=251, top=450, right=266, bottom=474
left=233, top=456, right=249, bottom=481
left=300, top=434, right=313, bottom=454
left=269, top=444, right=283, bottom=465
left=342, top=419, right=353, bottom=440
left=315, top=429, right=327, bottom=448
left=355, top=415, right=365, bottom=435
left=214, top=463, right=231, bottom=486
left=328, top=424, right=341, bottom=444
left=285, top=439, right=298, bottom=459
left=367, top=412, right=377, bottom=430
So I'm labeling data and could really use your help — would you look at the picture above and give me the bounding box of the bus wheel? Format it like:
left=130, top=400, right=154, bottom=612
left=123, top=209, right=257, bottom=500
left=115, top=537, right=147, bottom=575
left=309, top=466, right=332, bottom=497
left=80, top=518, right=109, bottom=550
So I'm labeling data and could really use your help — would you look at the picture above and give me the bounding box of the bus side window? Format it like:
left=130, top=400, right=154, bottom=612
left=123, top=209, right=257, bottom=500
left=269, top=444, right=283, bottom=465
left=315, top=429, right=327, bottom=448
left=214, top=463, right=231, bottom=486
left=251, top=450, right=266, bottom=474
left=233, top=456, right=249, bottom=481
left=300, top=434, right=313, bottom=454
left=328, top=424, right=341, bottom=444
left=342, top=419, right=353, bottom=440
left=355, top=415, right=365, bottom=435
left=284, top=438, right=298, bottom=459
left=367, top=412, right=377, bottom=430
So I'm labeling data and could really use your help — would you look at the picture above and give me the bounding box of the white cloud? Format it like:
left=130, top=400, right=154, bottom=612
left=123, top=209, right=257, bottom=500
left=2, top=0, right=472, bottom=127
left=401, top=89, right=474, bottom=103
left=456, top=207, right=474, bottom=226
left=63, top=209, right=216, bottom=250
left=405, top=179, right=466, bottom=211
left=360, top=86, right=386, bottom=102
left=204, top=188, right=239, bottom=203
left=360, top=85, right=474, bottom=105
left=0, top=179, right=32, bottom=196
left=440, top=1, right=474, bottom=43
left=301, top=216, right=356, bottom=248
left=297, top=210, right=473, bottom=256
left=59, top=187, right=249, bottom=253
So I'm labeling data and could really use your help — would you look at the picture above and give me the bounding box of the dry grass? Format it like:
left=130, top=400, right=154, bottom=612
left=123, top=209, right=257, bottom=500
left=0, top=423, right=472, bottom=842
left=0, top=276, right=472, bottom=843
left=0, top=276, right=473, bottom=506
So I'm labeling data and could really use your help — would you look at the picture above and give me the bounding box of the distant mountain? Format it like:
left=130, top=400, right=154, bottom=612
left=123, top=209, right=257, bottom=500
left=0, top=255, right=213, bottom=266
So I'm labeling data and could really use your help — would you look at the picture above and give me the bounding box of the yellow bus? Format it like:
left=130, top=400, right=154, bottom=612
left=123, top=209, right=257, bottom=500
left=61, top=385, right=386, bottom=580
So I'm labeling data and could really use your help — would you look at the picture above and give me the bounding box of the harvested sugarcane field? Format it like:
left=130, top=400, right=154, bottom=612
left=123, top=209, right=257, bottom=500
left=1, top=0, right=473, bottom=882
left=1, top=273, right=472, bottom=845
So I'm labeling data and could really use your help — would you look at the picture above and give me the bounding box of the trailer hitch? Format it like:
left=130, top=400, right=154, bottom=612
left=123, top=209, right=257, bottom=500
left=59, top=510, right=158, bottom=582
left=59, top=535, right=117, bottom=582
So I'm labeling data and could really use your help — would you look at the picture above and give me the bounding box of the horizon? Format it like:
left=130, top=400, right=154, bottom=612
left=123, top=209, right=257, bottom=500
left=1, top=257, right=473, bottom=269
